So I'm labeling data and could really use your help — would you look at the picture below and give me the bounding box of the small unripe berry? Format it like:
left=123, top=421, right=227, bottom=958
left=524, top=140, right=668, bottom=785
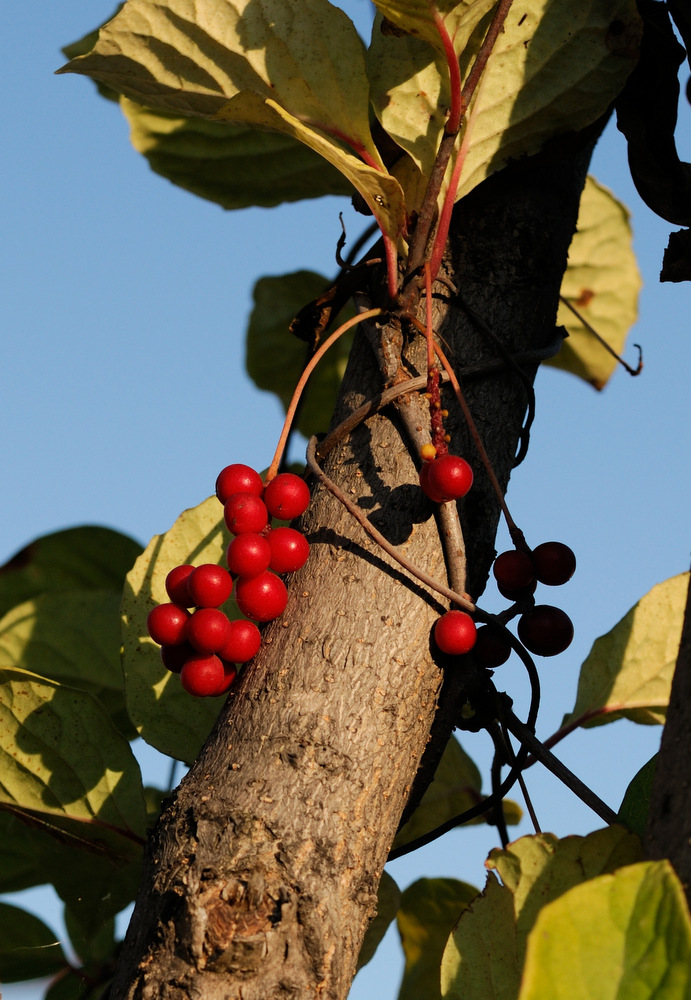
left=267, top=527, right=310, bottom=574
left=433, top=610, right=477, bottom=655
left=263, top=473, right=310, bottom=520
left=187, top=564, right=233, bottom=608
left=226, top=533, right=272, bottom=578
left=518, top=605, right=574, bottom=656
left=215, top=464, right=264, bottom=504
left=187, top=607, right=233, bottom=654
left=420, top=443, right=437, bottom=462
left=147, top=603, right=190, bottom=646
left=224, top=493, right=270, bottom=535
left=532, top=541, right=576, bottom=586
left=235, top=571, right=288, bottom=622
left=165, top=564, right=194, bottom=606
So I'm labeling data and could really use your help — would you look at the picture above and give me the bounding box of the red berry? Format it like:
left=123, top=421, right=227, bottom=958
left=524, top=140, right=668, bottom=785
left=180, top=653, right=228, bottom=697
left=433, top=610, right=477, bottom=655
left=473, top=626, right=512, bottom=668
left=147, top=603, right=190, bottom=646
left=187, top=607, right=233, bottom=654
left=532, top=541, right=576, bottom=586
left=218, top=619, right=262, bottom=663
left=235, top=571, right=288, bottom=622
left=160, top=641, right=196, bottom=674
left=226, top=533, right=272, bottom=578
left=493, top=550, right=535, bottom=593
left=267, top=527, right=310, bottom=574
left=187, top=564, right=233, bottom=608
left=421, top=455, right=473, bottom=503
left=517, top=605, right=574, bottom=657
left=215, top=463, right=264, bottom=504
left=165, top=564, right=194, bottom=606
left=224, top=493, right=270, bottom=535
left=263, top=473, right=310, bottom=520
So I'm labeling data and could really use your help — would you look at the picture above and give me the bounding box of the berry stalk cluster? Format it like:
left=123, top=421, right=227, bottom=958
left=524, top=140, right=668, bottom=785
left=146, top=464, right=311, bottom=697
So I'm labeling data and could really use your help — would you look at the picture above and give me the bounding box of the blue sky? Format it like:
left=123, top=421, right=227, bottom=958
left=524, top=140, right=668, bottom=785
left=3, top=3, right=691, bottom=997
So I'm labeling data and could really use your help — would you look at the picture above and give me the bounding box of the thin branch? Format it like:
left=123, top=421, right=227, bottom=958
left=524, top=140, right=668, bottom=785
left=559, top=295, right=643, bottom=376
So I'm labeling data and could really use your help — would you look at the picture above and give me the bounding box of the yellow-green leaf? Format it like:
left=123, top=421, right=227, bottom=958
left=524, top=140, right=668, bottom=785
left=398, top=877, right=479, bottom=1000
left=58, top=0, right=406, bottom=240
left=563, top=572, right=688, bottom=729
left=0, top=667, right=147, bottom=850
left=369, top=0, right=641, bottom=211
left=122, top=98, right=353, bottom=209
left=246, top=270, right=354, bottom=439
left=618, top=754, right=657, bottom=837
left=440, top=873, right=519, bottom=1000
left=393, top=736, right=521, bottom=854
left=550, top=176, right=642, bottom=388
left=442, top=827, right=643, bottom=1000
left=121, top=494, right=235, bottom=764
left=519, top=861, right=691, bottom=1000
left=357, top=870, right=401, bottom=971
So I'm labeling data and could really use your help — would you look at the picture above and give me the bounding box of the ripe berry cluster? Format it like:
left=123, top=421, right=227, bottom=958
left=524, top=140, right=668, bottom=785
left=431, top=541, right=576, bottom=667
left=146, top=464, right=311, bottom=698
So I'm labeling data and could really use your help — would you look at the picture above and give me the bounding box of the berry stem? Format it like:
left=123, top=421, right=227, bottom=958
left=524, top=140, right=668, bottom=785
left=559, top=295, right=643, bottom=376
left=266, top=308, right=382, bottom=482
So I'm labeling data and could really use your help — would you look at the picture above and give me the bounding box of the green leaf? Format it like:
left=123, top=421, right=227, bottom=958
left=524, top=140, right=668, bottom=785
left=618, top=754, right=657, bottom=837
left=393, top=736, right=521, bottom=853
left=371, top=0, right=495, bottom=53
left=518, top=861, right=691, bottom=1000
left=246, top=270, right=354, bottom=438
left=0, top=526, right=142, bottom=621
left=441, top=827, right=643, bottom=1000
left=563, top=572, right=688, bottom=729
left=369, top=0, right=641, bottom=210
left=46, top=968, right=111, bottom=1000
left=0, top=589, right=136, bottom=739
left=121, top=98, right=353, bottom=209
left=550, top=176, right=642, bottom=388
left=440, top=872, right=519, bottom=1000
left=397, top=877, right=478, bottom=1000
left=64, top=905, right=115, bottom=966
left=0, top=902, right=67, bottom=983
left=357, top=871, right=401, bottom=971
left=0, top=667, right=147, bottom=852
left=58, top=0, right=406, bottom=240
left=0, top=808, right=48, bottom=893
left=121, top=495, right=235, bottom=764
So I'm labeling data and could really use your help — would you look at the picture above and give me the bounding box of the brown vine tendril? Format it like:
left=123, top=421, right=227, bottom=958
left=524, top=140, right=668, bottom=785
left=559, top=295, right=644, bottom=376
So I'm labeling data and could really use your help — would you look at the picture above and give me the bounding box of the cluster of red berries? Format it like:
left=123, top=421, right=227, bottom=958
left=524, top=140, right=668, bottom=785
left=146, top=464, right=311, bottom=697
left=431, top=541, right=576, bottom=667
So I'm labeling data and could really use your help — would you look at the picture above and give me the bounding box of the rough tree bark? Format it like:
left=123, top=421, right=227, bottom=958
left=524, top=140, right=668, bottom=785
left=108, top=133, right=596, bottom=999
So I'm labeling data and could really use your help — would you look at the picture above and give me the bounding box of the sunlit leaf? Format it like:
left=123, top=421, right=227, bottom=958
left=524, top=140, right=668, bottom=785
left=0, top=526, right=142, bottom=620
left=550, top=176, right=642, bottom=388
left=121, top=495, right=236, bottom=764
left=0, top=667, right=147, bottom=850
left=246, top=270, right=354, bottom=439
left=0, top=902, right=67, bottom=983
left=618, top=753, right=657, bottom=837
left=518, top=861, right=691, bottom=1000
left=371, top=0, right=495, bottom=52
left=121, top=98, right=353, bottom=209
left=58, top=0, right=406, bottom=239
left=440, top=873, right=519, bottom=1000
left=357, top=870, right=401, bottom=971
left=393, top=736, right=521, bottom=853
left=369, top=0, right=641, bottom=210
left=563, top=572, right=688, bottom=729
left=398, top=877, right=478, bottom=1000
left=442, top=827, right=643, bottom=999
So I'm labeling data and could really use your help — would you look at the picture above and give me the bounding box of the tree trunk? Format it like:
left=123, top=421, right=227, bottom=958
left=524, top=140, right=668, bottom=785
left=109, top=137, right=594, bottom=999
